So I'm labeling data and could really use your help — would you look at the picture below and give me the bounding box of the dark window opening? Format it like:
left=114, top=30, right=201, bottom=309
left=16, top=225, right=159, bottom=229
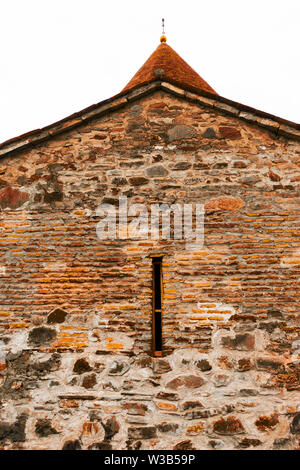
left=152, top=256, right=163, bottom=356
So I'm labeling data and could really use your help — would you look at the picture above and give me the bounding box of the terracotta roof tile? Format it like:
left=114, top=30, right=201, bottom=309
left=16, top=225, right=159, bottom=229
left=122, top=41, right=217, bottom=95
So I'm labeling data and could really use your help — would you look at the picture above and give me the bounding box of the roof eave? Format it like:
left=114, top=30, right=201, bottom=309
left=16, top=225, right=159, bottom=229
left=0, top=79, right=299, bottom=159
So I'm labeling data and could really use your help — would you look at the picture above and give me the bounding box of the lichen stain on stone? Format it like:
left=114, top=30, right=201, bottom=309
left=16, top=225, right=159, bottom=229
left=213, top=416, right=245, bottom=435
left=255, top=413, right=279, bottom=432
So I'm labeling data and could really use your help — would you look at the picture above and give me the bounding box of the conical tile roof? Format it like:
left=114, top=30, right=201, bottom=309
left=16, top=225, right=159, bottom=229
left=122, top=40, right=217, bottom=95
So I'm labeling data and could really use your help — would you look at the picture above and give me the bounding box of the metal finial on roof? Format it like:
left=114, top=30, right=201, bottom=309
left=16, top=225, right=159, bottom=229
left=160, top=18, right=167, bottom=43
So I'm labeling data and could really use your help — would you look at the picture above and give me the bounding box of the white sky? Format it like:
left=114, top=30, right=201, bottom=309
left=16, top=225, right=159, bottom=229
left=0, top=0, right=299, bottom=144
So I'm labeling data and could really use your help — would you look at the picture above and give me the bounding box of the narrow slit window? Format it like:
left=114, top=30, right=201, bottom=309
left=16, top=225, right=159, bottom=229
left=152, top=256, right=163, bottom=356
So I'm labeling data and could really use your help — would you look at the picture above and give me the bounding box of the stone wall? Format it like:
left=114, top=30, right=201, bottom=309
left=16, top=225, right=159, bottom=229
left=0, top=91, right=299, bottom=449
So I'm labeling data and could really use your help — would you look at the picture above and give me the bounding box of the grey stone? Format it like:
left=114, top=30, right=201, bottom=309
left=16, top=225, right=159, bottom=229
left=32, top=354, right=61, bottom=374
left=182, top=401, right=203, bottom=411
left=172, top=161, right=192, bottom=170
left=184, top=408, right=219, bottom=420
left=43, top=189, right=63, bottom=203
left=82, top=373, right=97, bottom=389
left=145, top=164, right=168, bottom=177
left=258, top=321, right=284, bottom=333
left=35, top=419, right=58, bottom=437
left=221, top=333, right=255, bottom=351
left=62, top=439, right=81, bottom=450
left=153, top=359, right=171, bottom=374
left=255, top=358, right=284, bottom=371
left=129, top=177, right=149, bottom=186
left=108, top=361, right=130, bottom=376
left=267, top=309, right=283, bottom=319
left=111, top=177, right=128, bottom=186
left=239, top=388, right=259, bottom=396
left=0, top=413, right=27, bottom=443
left=128, top=426, right=157, bottom=439
left=155, top=391, right=179, bottom=401
left=173, top=440, right=195, bottom=450
left=195, top=359, right=212, bottom=372
left=273, top=438, right=292, bottom=449
left=28, top=327, right=56, bottom=345
left=212, top=374, right=231, bottom=387
left=73, top=358, right=92, bottom=374
left=202, top=128, right=217, bottom=139
left=103, top=416, right=120, bottom=440
left=126, top=416, right=148, bottom=424
left=88, top=441, right=112, bottom=450
left=290, top=413, right=300, bottom=434
left=208, top=439, right=224, bottom=449
left=167, top=125, right=197, bottom=142
left=157, top=422, right=179, bottom=434
left=129, top=105, right=143, bottom=117
left=238, top=176, right=261, bottom=185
